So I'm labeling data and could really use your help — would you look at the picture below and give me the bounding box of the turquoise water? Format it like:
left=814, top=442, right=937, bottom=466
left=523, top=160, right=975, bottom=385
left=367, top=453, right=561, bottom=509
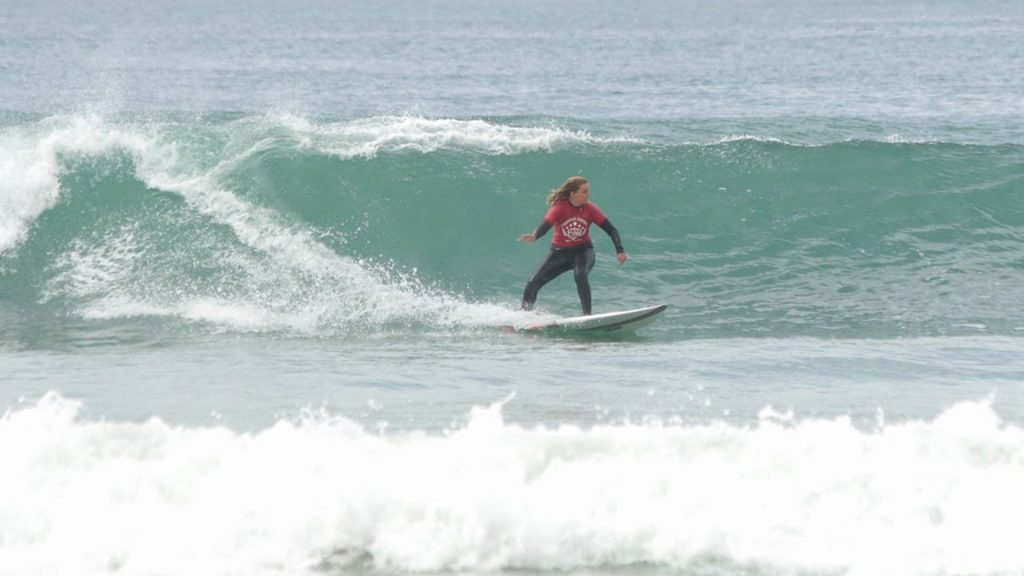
left=2, top=1, right=1024, bottom=575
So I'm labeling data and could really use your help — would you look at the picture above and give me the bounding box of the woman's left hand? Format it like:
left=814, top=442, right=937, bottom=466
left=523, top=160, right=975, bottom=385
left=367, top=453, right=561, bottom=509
left=617, top=252, right=628, bottom=265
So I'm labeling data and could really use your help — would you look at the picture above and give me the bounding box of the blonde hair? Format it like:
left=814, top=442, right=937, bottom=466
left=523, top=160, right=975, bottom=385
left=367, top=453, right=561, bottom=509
left=546, top=176, right=588, bottom=206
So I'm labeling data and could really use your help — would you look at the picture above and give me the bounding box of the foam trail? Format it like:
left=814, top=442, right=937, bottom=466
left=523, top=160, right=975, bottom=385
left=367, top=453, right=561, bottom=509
left=63, top=164, right=523, bottom=331
left=2, top=394, right=1022, bottom=576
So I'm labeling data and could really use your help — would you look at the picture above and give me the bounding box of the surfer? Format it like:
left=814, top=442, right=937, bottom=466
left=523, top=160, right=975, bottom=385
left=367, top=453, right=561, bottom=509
left=519, top=176, right=627, bottom=315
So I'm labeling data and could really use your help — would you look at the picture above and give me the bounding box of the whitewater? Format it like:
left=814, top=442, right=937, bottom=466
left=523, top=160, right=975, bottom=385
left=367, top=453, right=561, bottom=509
left=3, top=393, right=1023, bottom=576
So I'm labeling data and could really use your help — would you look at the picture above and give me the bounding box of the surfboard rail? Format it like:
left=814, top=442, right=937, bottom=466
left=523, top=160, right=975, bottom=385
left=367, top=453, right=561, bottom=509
left=526, top=304, right=668, bottom=333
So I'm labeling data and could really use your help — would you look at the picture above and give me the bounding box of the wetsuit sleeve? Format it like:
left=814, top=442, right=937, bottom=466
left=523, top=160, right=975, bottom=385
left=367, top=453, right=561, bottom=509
left=533, top=220, right=553, bottom=239
left=598, top=219, right=624, bottom=254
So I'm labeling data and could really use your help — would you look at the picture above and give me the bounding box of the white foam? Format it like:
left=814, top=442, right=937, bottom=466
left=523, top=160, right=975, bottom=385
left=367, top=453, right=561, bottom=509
left=712, top=134, right=793, bottom=145
left=269, top=113, right=640, bottom=158
left=2, top=394, right=1022, bottom=576
left=43, top=223, right=144, bottom=305
left=882, top=133, right=945, bottom=144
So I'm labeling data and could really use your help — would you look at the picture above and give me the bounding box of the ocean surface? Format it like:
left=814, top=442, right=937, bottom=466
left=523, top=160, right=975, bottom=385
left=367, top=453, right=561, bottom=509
left=2, top=1, right=1024, bottom=575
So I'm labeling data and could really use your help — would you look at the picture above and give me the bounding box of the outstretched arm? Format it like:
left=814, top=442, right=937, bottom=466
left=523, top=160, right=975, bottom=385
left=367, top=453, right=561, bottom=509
left=598, top=219, right=628, bottom=265
left=519, top=220, right=552, bottom=243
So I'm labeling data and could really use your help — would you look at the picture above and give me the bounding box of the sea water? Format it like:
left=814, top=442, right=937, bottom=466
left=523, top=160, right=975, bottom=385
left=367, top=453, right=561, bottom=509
left=2, top=1, right=1024, bottom=575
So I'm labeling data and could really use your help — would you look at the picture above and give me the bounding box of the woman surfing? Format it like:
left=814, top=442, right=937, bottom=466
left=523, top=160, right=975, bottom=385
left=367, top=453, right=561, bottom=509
left=519, top=176, right=627, bottom=315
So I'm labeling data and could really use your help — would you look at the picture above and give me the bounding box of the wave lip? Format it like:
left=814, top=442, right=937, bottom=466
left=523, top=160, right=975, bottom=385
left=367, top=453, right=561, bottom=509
left=0, top=115, right=170, bottom=253
left=2, top=394, right=1023, bottom=575
left=272, top=114, right=643, bottom=158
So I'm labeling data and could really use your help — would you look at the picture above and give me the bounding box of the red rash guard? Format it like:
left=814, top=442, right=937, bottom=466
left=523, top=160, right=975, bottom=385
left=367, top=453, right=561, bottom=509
left=543, top=200, right=608, bottom=248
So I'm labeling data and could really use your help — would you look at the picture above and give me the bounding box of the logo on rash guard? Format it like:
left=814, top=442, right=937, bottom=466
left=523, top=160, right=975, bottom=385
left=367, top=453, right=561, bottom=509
left=561, top=217, right=588, bottom=240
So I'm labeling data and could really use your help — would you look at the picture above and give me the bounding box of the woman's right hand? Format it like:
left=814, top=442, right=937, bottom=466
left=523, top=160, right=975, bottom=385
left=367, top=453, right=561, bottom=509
left=519, top=233, right=536, bottom=243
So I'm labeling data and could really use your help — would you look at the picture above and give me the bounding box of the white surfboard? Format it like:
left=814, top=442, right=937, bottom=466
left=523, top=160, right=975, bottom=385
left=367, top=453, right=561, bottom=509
left=525, top=304, right=667, bottom=333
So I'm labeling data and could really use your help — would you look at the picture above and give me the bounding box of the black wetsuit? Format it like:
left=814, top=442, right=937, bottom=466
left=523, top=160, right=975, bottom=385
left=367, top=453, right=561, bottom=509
left=521, top=219, right=623, bottom=315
